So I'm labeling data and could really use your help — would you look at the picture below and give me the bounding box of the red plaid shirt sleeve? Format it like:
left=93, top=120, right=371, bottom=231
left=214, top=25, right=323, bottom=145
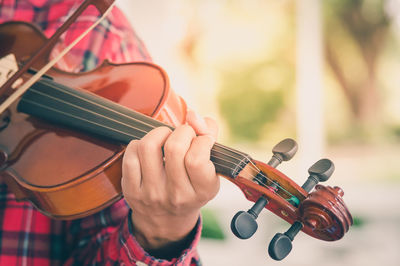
left=62, top=202, right=201, bottom=266
left=0, top=0, right=201, bottom=265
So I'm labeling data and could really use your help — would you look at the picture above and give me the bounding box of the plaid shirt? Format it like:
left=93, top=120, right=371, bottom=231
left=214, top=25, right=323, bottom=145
left=0, top=0, right=201, bottom=265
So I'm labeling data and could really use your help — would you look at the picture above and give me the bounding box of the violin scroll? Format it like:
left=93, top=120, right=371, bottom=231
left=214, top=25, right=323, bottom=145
left=300, top=185, right=352, bottom=240
left=268, top=184, right=352, bottom=260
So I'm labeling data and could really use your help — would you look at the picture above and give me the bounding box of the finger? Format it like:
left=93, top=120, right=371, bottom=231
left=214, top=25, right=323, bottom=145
left=185, top=135, right=220, bottom=201
left=122, top=140, right=142, bottom=196
left=163, top=124, right=196, bottom=190
left=186, top=110, right=209, bottom=135
left=137, top=126, right=172, bottom=189
left=204, top=117, right=218, bottom=140
left=186, top=109, right=218, bottom=140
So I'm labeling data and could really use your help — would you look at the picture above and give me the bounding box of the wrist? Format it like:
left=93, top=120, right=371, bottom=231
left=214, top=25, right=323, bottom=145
left=130, top=211, right=200, bottom=251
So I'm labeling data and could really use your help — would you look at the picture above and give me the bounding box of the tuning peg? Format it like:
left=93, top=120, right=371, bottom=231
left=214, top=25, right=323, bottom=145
left=268, top=221, right=302, bottom=261
left=255, top=139, right=298, bottom=186
left=231, top=139, right=297, bottom=240
left=231, top=196, right=268, bottom=239
left=267, top=138, right=298, bottom=168
left=268, top=159, right=335, bottom=261
left=302, top=158, right=334, bottom=192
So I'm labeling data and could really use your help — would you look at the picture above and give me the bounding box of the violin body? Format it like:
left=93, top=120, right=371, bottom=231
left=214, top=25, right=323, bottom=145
left=0, top=21, right=187, bottom=219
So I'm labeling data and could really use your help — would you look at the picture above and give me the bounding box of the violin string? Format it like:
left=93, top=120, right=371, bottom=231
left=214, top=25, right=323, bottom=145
left=27, top=84, right=297, bottom=200
left=28, top=85, right=296, bottom=200
left=28, top=86, right=245, bottom=166
left=23, top=84, right=297, bottom=200
left=21, top=96, right=243, bottom=168
left=22, top=97, right=296, bottom=200
left=28, top=86, right=269, bottom=185
left=21, top=96, right=248, bottom=177
left=21, top=94, right=257, bottom=183
left=210, top=152, right=294, bottom=199
left=29, top=87, right=292, bottom=196
left=211, top=160, right=294, bottom=198
left=30, top=79, right=254, bottom=164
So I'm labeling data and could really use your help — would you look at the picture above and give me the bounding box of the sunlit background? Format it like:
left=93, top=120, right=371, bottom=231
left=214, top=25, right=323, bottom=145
left=118, top=0, right=400, bottom=265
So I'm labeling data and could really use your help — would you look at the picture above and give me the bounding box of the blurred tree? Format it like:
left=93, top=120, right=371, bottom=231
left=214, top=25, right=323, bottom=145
left=218, top=61, right=291, bottom=141
left=324, top=0, right=390, bottom=129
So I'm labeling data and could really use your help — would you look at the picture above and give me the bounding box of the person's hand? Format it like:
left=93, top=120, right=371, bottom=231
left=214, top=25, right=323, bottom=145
left=121, top=110, right=219, bottom=257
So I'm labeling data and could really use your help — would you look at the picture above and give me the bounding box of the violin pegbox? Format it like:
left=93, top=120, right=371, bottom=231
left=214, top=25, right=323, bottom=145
left=230, top=138, right=298, bottom=239
left=229, top=139, right=353, bottom=261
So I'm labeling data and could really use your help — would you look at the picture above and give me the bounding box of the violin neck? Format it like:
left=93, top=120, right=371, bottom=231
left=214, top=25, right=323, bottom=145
left=18, top=78, right=251, bottom=179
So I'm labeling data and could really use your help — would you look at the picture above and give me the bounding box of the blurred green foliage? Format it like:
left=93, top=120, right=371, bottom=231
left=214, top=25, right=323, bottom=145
left=201, top=208, right=225, bottom=240
left=352, top=216, right=365, bottom=228
left=217, top=61, right=292, bottom=142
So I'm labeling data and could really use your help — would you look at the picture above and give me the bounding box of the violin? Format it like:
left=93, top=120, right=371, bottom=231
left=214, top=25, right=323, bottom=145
left=0, top=0, right=352, bottom=261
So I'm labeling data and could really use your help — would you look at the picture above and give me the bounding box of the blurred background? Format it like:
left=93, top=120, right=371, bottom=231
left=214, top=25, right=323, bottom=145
left=118, top=0, right=400, bottom=265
